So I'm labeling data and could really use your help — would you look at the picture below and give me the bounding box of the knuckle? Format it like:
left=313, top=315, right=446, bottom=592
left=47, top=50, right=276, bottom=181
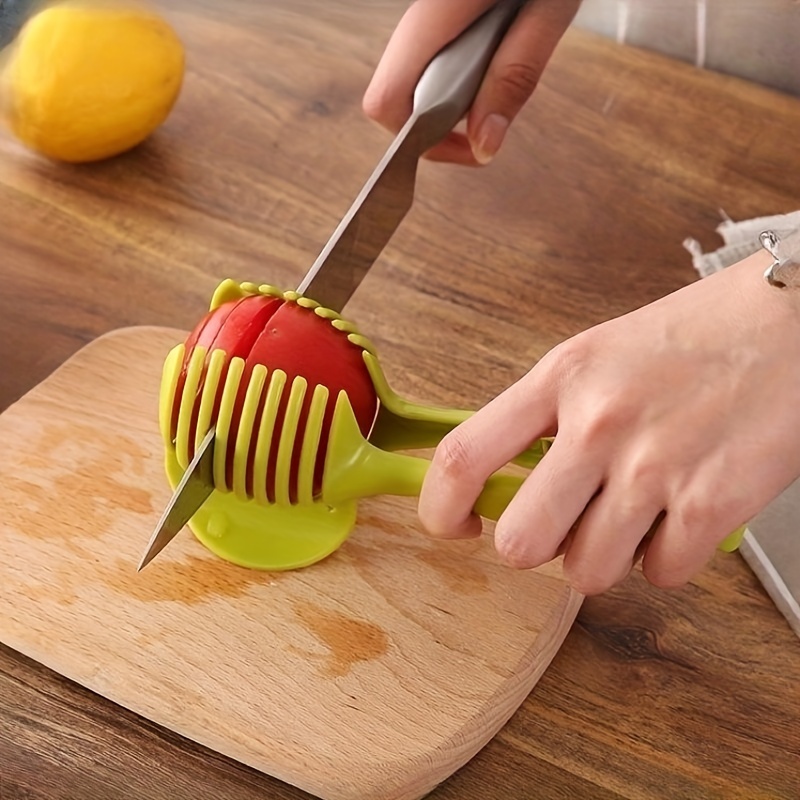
left=675, top=479, right=749, bottom=538
left=675, top=492, right=719, bottom=533
left=361, top=84, right=388, bottom=123
left=579, top=398, right=622, bottom=445
left=495, top=535, right=535, bottom=570
left=433, top=431, right=477, bottom=482
left=494, top=61, right=541, bottom=105
left=494, top=522, right=556, bottom=570
left=541, top=335, right=593, bottom=389
left=623, top=451, right=663, bottom=498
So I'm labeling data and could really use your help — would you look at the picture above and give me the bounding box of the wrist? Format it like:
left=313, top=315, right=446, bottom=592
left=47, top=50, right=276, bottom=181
left=734, top=242, right=800, bottom=329
left=760, top=228, right=800, bottom=288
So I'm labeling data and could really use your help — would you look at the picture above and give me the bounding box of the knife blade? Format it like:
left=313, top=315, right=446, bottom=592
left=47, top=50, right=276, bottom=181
left=298, top=0, right=525, bottom=310
left=137, top=0, right=526, bottom=571
left=136, top=426, right=215, bottom=572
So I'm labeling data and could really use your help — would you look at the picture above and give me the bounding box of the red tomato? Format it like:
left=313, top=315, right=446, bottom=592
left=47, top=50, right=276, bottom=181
left=170, top=298, right=239, bottom=441
left=173, top=293, right=378, bottom=501
left=172, top=295, right=283, bottom=456
left=238, top=301, right=378, bottom=501
left=209, top=294, right=285, bottom=362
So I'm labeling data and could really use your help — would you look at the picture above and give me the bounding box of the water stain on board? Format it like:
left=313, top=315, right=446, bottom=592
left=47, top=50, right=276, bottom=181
left=3, top=419, right=168, bottom=605
left=416, top=546, right=490, bottom=596
left=21, top=576, right=80, bottom=607
left=20, top=420, right=151, bottom=472
left=346, top=494, right=493, bottom=595
left=343, top=535, right=491, bottom=597
left=6, top=421, right=155, bottom=545
left=352, top=510, right=404, bottom=537
left=291, top=599, right=389, bottom=678
left=5, top=419, right=301, bottom=606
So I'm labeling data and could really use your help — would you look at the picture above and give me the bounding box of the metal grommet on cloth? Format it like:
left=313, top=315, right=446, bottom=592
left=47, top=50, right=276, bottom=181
left=761, top=229, right=800, bottom=288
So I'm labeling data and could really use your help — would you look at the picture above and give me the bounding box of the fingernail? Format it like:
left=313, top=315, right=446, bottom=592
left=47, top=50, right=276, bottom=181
left=472, top=113, right=509, bottom=165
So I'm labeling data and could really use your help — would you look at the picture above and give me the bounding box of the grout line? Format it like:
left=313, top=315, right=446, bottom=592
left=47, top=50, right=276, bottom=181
left=695, top=0, right=708, bottom=68
left=616, top=0, right=630, bottom=44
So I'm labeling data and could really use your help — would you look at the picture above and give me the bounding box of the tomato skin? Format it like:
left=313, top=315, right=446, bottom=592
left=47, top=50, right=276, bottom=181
left=172, top=293, right=378, bottom=501
left=240, top=301, right=378, bottom=501
left=209, top=295, right=285, bottom=362
left=171, top=295, right=284, bottom=456
left=170, top=299, right=239, bottom=441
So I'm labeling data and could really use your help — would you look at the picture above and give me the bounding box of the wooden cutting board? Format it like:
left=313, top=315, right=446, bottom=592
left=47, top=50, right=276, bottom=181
left=0, top=327, right=582, bottom=800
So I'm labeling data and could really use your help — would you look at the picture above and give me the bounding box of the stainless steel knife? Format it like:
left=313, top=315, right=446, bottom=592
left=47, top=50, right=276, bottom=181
left=297, top=0, right=525, bottom=310
left=137, top=0, right=526, bottom=571
left=137, top=426, right=216, bottom=571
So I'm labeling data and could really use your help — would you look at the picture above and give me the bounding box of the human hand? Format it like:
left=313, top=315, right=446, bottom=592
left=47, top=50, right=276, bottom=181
left=363, top=0, right=582, bottom=165
left=419, top=248, right=800, bottom=593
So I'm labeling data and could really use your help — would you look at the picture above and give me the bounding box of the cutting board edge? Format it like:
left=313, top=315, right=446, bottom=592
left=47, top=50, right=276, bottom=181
left=2, top=326, right=187, bottom=412
left=0, top=325, right=583, bottom=800
left=0, top=583, right=582, bottom=800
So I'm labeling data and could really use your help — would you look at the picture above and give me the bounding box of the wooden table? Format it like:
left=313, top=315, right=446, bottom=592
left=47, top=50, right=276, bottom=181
left=1, top=2, right=799, bottom=798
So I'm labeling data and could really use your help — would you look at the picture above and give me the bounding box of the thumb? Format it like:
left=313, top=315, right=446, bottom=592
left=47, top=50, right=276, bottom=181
left=467, top=0, right=581, bottom=164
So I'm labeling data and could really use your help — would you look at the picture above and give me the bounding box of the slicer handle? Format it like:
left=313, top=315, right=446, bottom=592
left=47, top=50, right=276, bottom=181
left=411, top=0, right=526, bottom=151
left=475, top=476, right=746, bottom=555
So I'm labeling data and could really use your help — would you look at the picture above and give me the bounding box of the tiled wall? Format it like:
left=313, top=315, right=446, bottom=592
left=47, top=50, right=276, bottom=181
left=573, top=0, right=800, bottom=96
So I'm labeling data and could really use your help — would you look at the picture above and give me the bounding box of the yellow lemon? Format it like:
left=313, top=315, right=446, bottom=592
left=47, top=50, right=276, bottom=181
left=1, top=0, right=185, bottom=162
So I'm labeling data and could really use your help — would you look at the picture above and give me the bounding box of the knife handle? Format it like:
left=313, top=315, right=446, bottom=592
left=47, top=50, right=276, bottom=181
left=410, top=0, right=526, bottom=152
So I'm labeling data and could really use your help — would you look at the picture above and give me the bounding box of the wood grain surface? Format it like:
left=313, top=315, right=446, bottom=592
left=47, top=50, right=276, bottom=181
left=1, top=1, right=799, bottom=798
left=0, top=326, right=581, bottom=800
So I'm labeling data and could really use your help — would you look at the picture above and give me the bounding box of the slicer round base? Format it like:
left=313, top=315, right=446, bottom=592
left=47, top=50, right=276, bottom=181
left=164, top=447, right=358, bottom=570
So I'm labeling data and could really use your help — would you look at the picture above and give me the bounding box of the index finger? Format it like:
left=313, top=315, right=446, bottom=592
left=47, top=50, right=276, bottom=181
left=418, top=369, right=558, bottom=539
left=363, top=0, right=497, bottom=133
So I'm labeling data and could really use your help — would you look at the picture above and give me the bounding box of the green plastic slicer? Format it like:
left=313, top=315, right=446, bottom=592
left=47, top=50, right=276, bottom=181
left=159, top=283, right=744, bottom=571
